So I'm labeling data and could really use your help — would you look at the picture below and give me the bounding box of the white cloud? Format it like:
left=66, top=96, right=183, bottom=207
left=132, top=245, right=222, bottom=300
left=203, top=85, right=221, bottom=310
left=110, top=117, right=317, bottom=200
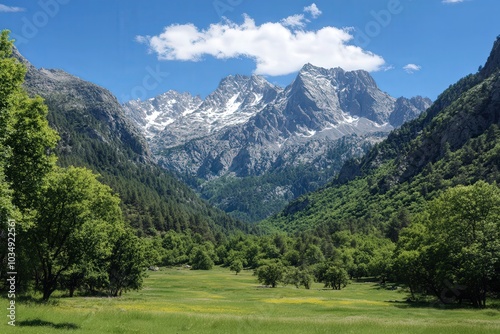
left=137, top=14, right=385, bottom=76
left=403, top=64, right=421, bottom=74
left=442, top=0, right=465, bottom=3
left=0, top=4, right=25, bottom=12
left=304, top=3, right=322, bottom=18
left=281, top=14, right=307, bottom=28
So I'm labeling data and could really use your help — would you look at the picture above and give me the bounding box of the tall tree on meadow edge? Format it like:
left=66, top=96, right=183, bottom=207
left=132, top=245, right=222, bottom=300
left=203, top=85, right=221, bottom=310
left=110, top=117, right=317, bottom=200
left=394, top=181, right=500, bottom=307
left=0, top=29, right=58, bottom=286
left=0, top=31, right=14, bottom=224
left=23, top=167, right=126, bottom=300
left=254, top=261, right=285, bottom=288
left=190, top=246, right=215, bottom=270
left=0, top=30, right=19, bottom=276
left=229, top=259, right=243, bottom=275
left=314, top=262, right=349, bottom=290
left=108, top=228, right=151, bottom=297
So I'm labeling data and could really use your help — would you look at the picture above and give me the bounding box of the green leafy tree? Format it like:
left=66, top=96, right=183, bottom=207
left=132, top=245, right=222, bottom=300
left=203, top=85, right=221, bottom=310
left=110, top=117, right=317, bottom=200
left=283, top=267, right=313, bottom=289
left=107, top=229, right=148, bottom=297
left=386, top=208, right=411, bottom=242
left=394, top=181, right=500, bottom=307
left=0, top=30, right=58, bottom=290
left=302, top=244, right=325, bottom=266
left=22, top=167, right=124, bottom=300
left=161, top=230, right=191, bottom=266
left=244, top=243, right=260, bottom=268
left=0, top=31, right=58, bottom=212
left=5, top=93, right=59, bottom=209
left=0, top=172, right=14, bottom=281
left=261, top=240, right=281, bottom=259
left=254, top=261, right=285, bottom=288
left=230, top=259, right=243, bottom=275
left=392, top=248, right=424, bottom=300
left=283, top=249, right=301, bottom=267
left=314, top=262, right=349, bottom=290
left=0, top=31, right=16, bottom=223
left=190, top=247, right=214, bottom=270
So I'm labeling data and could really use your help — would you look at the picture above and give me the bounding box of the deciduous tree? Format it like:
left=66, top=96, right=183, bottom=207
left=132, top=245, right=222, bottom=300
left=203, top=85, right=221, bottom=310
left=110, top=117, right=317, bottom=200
left=23, top=167, right=124, bottom=300
left=254, top=261, right=285, bottom=288
left=394, top=181, right=500, bottom=307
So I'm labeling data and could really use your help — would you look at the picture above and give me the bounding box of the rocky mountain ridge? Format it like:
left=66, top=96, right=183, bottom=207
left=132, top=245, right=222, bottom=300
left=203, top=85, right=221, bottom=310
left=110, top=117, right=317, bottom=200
left=125, top=64, right=431, bottom=180
left=123, top=74, right=282, bottom=146
left=14, top=47, right=150, bottom=161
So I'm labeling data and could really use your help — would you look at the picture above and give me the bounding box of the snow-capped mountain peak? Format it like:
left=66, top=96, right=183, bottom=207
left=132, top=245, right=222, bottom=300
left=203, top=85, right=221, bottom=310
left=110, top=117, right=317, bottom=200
left=124, top=64, right=431, bottom=180
left=123, top=90, right=202, bottom=139
left=125, top=74, right=283, bottom=148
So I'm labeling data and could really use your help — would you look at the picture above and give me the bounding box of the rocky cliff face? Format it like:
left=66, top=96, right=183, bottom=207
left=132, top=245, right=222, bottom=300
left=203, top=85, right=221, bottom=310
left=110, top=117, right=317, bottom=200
left=481, top=35, right=500, bottom=78
left=390, top=96, right=433, bottom=127
left=125, top=64, right=431, bottom=180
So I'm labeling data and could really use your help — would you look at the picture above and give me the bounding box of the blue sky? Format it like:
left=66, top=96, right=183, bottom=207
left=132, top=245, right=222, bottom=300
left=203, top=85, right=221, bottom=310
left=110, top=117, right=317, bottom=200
left=1, top=0, right=499, bottom=102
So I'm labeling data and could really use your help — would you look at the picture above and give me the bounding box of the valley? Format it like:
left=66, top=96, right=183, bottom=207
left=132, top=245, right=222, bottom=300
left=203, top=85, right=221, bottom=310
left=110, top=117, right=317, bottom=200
left=1, top=2, right=500, bottom=332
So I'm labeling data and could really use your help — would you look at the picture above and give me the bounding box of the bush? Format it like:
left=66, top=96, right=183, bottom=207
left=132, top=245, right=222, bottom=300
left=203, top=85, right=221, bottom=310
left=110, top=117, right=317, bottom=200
left=230, top=259, right=243, bottom=275
left=191, top=248, right=214, bottom=270
left=314, top=262, right=349, bottom=290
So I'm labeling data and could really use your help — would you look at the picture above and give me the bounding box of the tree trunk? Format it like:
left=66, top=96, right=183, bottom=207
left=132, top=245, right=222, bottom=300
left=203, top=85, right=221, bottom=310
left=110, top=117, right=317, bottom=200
left=42, top=274, right=57, bottom=301
left=42, top=285, right=54, bottom=301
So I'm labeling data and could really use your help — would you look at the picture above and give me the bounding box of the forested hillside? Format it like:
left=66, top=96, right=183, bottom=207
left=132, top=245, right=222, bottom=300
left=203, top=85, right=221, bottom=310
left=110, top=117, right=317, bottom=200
left=264, top=36, right=500, bottom=234
left=198, top=133, right=381, bottom=222
left=0, top=31, right=152, bottom=300
left=13, top=47, right=250, bottom=239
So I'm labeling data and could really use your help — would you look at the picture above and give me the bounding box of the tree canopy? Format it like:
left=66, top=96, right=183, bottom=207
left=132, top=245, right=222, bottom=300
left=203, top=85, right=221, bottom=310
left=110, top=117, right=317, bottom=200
left=394, top=181, right=500, bottom=307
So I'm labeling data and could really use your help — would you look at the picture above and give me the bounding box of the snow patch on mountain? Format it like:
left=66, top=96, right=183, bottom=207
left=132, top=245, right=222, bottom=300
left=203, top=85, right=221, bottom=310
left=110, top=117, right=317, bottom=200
left=123, top=64, right=432, bottom=180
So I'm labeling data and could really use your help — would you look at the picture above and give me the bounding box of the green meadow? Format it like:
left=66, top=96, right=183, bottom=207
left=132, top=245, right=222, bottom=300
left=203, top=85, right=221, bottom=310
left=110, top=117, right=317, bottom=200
left=3, top=267, right=500, bottom=334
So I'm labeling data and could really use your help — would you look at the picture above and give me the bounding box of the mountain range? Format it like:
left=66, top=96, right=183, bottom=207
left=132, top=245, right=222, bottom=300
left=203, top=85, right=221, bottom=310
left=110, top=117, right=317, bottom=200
left=124, top=64, right=431, bottom=221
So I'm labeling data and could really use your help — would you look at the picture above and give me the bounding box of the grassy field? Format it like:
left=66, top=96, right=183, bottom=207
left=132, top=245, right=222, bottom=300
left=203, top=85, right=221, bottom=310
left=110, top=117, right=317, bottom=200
left=2, top=266, right=500, bottom=333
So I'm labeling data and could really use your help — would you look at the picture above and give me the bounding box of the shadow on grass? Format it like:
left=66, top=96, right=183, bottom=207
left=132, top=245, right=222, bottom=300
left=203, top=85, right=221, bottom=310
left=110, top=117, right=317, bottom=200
left=354, top=277, right=381, bottom=283
left=16, top=295, right=60, bottom=306
left=370, top=282, right=403, bottom=291
left=19, top=318, right=80, bottom=330
left=388, top=299, right=500, bottom=311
